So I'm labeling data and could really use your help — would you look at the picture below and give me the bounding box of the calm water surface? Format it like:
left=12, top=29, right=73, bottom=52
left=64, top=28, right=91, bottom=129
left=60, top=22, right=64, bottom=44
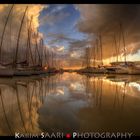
left=0, top=72, right=140, bottom=136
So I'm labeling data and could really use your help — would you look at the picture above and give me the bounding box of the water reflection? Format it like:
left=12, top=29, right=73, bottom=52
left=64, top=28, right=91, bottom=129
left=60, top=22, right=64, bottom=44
left=0, top=73, right=140, bottom=135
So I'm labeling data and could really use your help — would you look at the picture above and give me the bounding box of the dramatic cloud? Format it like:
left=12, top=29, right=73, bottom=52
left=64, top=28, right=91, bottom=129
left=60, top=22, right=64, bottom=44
left=46, top=33, right=76, bottom=45
left=69, top=39, right=90, bottom=51
left=56, top=46, right=64, bottom=52
left=0, top=4, right=46, bottom=64
left=76, top=4, right=140, bottom=59
left=1, top=4, right=140, bottom=68
left=39, top=9, right=70, bottom=26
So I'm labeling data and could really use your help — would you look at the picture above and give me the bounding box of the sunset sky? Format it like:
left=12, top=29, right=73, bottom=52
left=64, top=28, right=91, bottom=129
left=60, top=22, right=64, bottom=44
left=38, top=4, right=140, bottom=67
left=39, top=4, right=87, bottom=68
left=1, top=4, right=140, bottom=68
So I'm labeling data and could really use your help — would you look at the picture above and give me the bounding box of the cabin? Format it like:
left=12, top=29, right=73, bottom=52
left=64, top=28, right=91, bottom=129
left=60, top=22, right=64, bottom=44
left=110, top=61, right=135, bottom=67
left=110, top=61, right=140, bottom=67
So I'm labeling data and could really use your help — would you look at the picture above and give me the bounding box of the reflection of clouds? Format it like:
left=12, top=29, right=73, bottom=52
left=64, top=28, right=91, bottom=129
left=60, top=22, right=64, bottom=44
left=76, top=75, right=140, bottom=134
left=60, top=72, right=82, bottom=81
left=128, top=82, right=140, bottom=97
left=69, top=83, right=84, bottom=91
left=0, top=73, right=140, bottom=135
left=39, top=96, right=77, bottom=132
left=38, top=73, right=91, bottom=133
left=38, top=93, right=88, bottom=133
left=0, top=81, right=43, bottom=135
left=101, top=77, right=140, bottom=98
left=102, top=78, right=125, bottom=86
left=56, top=88, right=64, bottom=95
left=129, top=82, right=140, bottom=91
left=70, top=83, right=76, bottom=89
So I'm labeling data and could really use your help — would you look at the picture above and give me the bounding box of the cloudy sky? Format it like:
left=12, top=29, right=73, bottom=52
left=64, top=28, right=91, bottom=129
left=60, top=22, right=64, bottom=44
left=1, top=4, right=140, bottom=68
left=39, top=4, right=140, bottom=68
left=38, top=4, right=88, bottom=68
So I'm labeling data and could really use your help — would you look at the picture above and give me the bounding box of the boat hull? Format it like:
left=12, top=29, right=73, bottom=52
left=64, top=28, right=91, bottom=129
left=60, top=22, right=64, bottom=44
left=14, top=70, right=32, bottom=76
left=0, top=69, right=14, bottom=77
left=128, top=68, right=140, bottom=75
left=31, top=70, right=47, bottom=75
left=106, top=67, right=128, bottom=74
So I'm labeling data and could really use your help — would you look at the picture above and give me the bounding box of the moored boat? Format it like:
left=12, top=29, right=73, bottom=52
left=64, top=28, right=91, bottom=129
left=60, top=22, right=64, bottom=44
left=14, top=68, right=32, bottom=76
left=0, top=65, right=14, bottom=77
left=127, top=66, right=140, bottom=75
left=0, top=5, right=14, bottom=77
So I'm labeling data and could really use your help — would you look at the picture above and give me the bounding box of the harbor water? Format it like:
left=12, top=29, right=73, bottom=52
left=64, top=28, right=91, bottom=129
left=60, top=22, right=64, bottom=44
left=0, top=72, right=140, bottom=136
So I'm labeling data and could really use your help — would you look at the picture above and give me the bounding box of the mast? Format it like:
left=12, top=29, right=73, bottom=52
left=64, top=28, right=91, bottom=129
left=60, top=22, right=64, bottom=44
left=85, top=48, right=87, bottom=68
left=89, top=46, right=91, bottom=68
left=45, top=47, right=50, bottom=68
left=114, top=33, right=118, bottom=62
left=13, top=6, right=28, bottom=68
left=88, top=47, right=90, bottom=67
left=28, top=33, right=35, bottom=67
left=35, top=33, right=41, bottom=67
left=25, top=11, right=29, bottom=66
left=54, top=51, right=57, bottom=69
left=34, top=41, right=37, bottom=66
left=99, top=34, right=103, bottom=66
left=44, top=46, right=48, bottom=67
left=51, top=49, right=54, bottom=68
left=120, top=23, right=126, bottom=63
left=96, top=39, right=99, bottom=67
left=40, top=38, right=44, bottom=67
left=118, top=24, right=122, bottom=61
left=0, top=5, right=14, bottom=63
left=26, top=16, right=35, bottom=67
left=94, top=40, right=98, bottom=67
left=93, top=44, right=96, bottom=67
left=47, top=49, right=50, bottom=68
left=85, top=47, right=90, bottom=68
left=85, top=47, right=88, bottom=68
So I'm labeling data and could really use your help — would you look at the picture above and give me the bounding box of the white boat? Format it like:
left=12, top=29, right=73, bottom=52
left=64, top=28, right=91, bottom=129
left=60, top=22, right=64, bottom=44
left=106, top=66, right=128, bottom=74
left=115, top=66, right=128, bottom=74
left=127, top=66, right=140, bottom=75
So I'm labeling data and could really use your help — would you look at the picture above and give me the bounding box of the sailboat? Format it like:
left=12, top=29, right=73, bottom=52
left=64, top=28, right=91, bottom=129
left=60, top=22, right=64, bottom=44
left=112, top=23, right=140, bottom=75
left=96, top=34, right=107, bottom=73
left=106, top=23, right=129, bottom=74
left=0, top=5, right=14, bottom=77
left=106, top=33, right=127, bottom=74
left=78, top=35, right=106, bottom=74
left=13, top=6, right=33, bottom=76
left=31, top=33, right=46, bottom=75
left=78, top=46, right=95, bottom=73
left=115, top=23, right=129, bottom=74
left=127, top=63, right=140, bottom=75
left=46, top=49, right=58, bottom=73
left=88, top=40, right=99, bottom=73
